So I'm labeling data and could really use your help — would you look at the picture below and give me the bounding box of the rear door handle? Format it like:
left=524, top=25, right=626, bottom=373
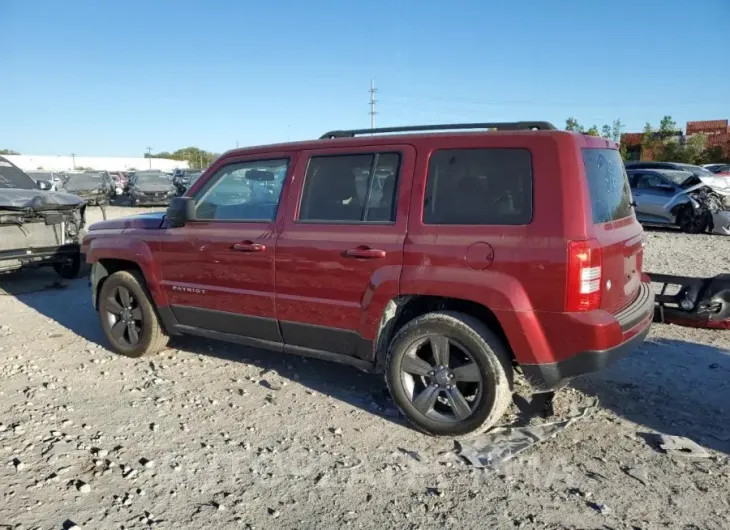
left=344, top=246, right=386, bottom=259
left=232, top=241, right=266, bottom=252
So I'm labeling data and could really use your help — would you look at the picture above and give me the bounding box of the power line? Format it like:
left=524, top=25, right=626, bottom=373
left=369, top=78, right=378, bottom=129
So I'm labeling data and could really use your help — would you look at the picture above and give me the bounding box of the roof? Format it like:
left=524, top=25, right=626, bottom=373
left=220, top=126, right=616, bottom=159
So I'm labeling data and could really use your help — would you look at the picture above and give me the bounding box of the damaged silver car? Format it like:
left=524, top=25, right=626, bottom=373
left=628, top=168, right=730, bottom=235
left=0, top=156, right=86, bottom=278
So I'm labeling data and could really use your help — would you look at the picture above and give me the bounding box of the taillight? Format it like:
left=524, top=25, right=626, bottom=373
left=566, top=239, right=602, bottom=312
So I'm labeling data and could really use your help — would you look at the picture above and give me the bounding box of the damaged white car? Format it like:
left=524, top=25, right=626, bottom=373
left=628, top=168, right=730, bottom=235
left=0, top=156, right=86, bottom=277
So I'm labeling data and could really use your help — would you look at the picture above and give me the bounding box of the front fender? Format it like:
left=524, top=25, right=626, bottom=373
left=84, top=233, right=167, bottom=308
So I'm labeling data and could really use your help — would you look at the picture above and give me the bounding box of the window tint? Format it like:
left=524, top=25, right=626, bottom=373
left=582, top=149, right=633, bottom=224
left=194, top=159, right=288, bottom=221
left=423, top=148, right=532, bottom=225
left=299, top=153, right=400, bottom=222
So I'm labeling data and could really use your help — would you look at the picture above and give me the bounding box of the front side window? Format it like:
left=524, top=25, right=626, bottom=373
left=194, top=159, right=289, bottom=221
left=424, top=148, right=533, bottom=225
left=298, top=152, right=400, bottom=223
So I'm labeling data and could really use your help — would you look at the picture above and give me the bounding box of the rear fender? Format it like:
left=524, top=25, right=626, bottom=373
left=383, top=268, right=552, bottom=366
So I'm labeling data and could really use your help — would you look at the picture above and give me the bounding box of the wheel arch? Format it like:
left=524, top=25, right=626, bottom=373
left=372, top=295, right=513, bottom=373
left=91, top=258, right=143, bottom=310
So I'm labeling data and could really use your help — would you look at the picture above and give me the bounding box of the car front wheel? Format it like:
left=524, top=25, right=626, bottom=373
left=98, top=270, right=169, bottom=357
left=677, top=205, right=708, bottom=234
left=385, top=311, right=513, bottom=437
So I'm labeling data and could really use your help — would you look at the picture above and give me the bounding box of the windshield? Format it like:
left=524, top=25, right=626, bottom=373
left=0, top=158, right=37, bottom=189
left=136, top=173, right=172, bottom=185
left=658, top=170, right=694, bottom=186
left=64, top=173, right=105, bottom=191
left=582, top=149, right=633, bottom=223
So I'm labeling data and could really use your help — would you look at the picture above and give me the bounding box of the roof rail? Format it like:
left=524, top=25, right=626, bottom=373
left=319, top=121, right=557, bottom=139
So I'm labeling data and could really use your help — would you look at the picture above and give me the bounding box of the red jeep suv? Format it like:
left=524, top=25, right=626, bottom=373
left=82, top=122, right=654, bottom=436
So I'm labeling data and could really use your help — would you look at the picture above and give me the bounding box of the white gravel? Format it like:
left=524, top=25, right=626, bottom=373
left=0, top=207, right=728, bottom=529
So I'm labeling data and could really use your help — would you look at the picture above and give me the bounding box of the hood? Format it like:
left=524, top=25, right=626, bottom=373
left=133, top=182, right=175, bottom=192
left=0, top=188, right=86, bottom=211
left=698, top=175, right=730, bottom=196
left=89, top=211, right=166, bottom=231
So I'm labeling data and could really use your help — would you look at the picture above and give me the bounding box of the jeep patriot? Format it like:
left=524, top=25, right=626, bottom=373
left=82, top=122, right=654, bottom=436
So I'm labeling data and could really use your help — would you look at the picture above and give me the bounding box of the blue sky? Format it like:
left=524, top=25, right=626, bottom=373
left=1, top=0, right=728, bottom=156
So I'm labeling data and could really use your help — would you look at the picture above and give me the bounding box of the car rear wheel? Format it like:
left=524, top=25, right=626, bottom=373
left=385, top=311, right=513, bottom=437
left=677, top=206, right=708, bottom=234
left=98, top=270, right=168, bottom=358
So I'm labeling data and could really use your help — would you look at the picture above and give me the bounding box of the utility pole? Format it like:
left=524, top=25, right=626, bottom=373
left=369, top=78, right=377, bottom=130
left=146, top=147, right=153, bottom=170
left=70, top=153, right=76, bottom=170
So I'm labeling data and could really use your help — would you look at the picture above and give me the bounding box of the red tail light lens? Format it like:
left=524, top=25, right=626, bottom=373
left=566, top=239, right=602, bottom=312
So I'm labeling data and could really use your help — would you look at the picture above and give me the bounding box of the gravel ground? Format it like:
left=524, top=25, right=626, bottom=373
left=1, top=206, right=729, bottom=529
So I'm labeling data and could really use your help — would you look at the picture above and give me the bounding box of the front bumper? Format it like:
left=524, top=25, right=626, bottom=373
left=0, top=244, right=80, bottom=273
left=521, top=283, right=654, bottom=392
left=132, top=194, right=173, bottom=205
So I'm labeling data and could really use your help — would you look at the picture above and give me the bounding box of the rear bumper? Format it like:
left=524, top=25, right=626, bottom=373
left=521, top=283, right=654, bottom=392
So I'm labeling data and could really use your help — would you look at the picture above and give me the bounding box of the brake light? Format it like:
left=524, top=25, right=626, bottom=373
left=566, top=239, right=602, bottom=312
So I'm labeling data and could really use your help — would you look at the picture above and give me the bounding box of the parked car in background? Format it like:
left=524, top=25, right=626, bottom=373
left=127, top=171, right=177, bottom=205
left=703, top=163, right=730, bottom=175
left=627, top=168, right=730, bottom=234
left=82, top=122, right=655, bottom=437
left=0, top=156, right=86, bottom=278
left=60, top=171, right=113, bottom=205
left=625, top=161, right=715, bottom=180
left=173, top=169, right=204, bottom=195
left=26, top=171, right=64, bottom=191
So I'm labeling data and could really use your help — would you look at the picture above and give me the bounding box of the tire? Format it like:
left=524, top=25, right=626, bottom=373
left=677, top=205, right=708, bottom=234
left=53, top=253, right=82, bottom=279
left=98, top=270, right=168, bottom=357
left=385, top=311, right=513, bottom=437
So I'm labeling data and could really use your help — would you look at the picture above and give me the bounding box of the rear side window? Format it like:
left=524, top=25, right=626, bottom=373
left=298, top=152, right=400, bottom=223
left=582, top=149, right=633, bottom=224
left=424, top=148, right=532, bottom=225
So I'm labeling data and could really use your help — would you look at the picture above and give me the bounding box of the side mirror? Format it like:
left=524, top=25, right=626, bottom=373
left=37, top=180, right=53, bottom=191
left=166, top=196, right=196, bottom=228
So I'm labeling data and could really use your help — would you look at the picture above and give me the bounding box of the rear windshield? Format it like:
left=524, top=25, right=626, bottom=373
left=582, top=149, right=633, bottom=224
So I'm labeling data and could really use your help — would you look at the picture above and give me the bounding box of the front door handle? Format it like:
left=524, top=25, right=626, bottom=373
left=344, top=246, right=386, bottom=259
left=232, top=241, right=266, bottom=252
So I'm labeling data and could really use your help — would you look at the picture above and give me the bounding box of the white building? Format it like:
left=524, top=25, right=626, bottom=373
left=3, top=155, right=188, bottom=172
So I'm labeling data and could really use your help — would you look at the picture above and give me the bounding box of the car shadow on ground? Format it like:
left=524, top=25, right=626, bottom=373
left=7, top=272, right=730, bottom=445
left=5, top=273, right=406, bottom=428
left=571, top=335, right=730, bottom=455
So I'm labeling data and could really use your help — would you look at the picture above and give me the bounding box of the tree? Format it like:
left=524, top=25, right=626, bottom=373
left=0, top=149, right=20, bottom=155
left=144, top=146, right=218, bottom=169
left=565, top=117, right=584, bottom=132
left=601, top=124, right=612, bottom=138
left=586, top=125, right=600, bottom=136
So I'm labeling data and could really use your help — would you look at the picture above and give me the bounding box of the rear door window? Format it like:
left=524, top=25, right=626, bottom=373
left=298, top=152, right=400, bottom=223
left=423, top=148, right=532, bottom=225
left=582, top=149, right=633, bottom=224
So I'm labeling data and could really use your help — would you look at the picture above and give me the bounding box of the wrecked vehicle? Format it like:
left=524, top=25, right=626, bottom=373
left=61, top=172, right=113, bottom=206
left=628, top=169, right=730, bottom=234
left=649, top=272, right=730, bottom=329
left=127, top=171, right=177, bottom=205
left=0, top=156, right=86, bottom=278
